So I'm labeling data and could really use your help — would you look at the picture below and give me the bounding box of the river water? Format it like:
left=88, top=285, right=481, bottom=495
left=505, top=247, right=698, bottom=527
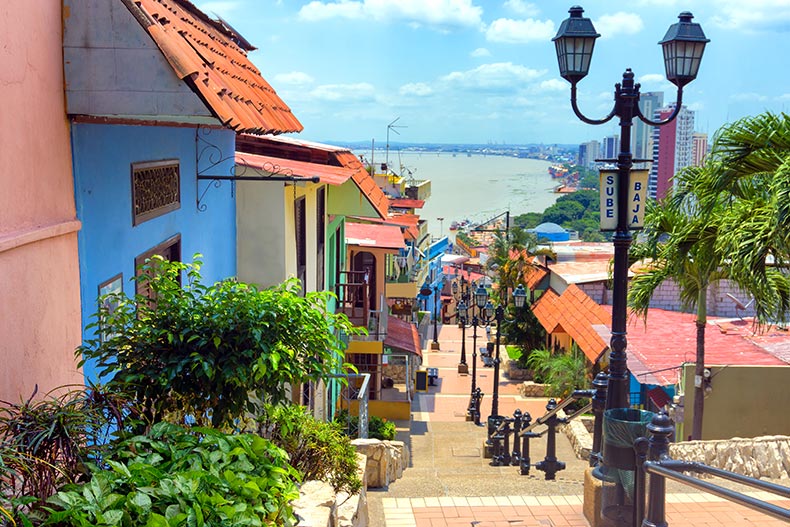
left=366, top=151, right=559, bottom=237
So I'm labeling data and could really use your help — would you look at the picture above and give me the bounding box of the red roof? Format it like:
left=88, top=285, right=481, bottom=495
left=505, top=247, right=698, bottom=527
left=385, top=316, right=422, bottom=358
left=336, top=152, right=389, bottom=220
left=525, top=266, right=549, bottom=290
left=132, top=0, right=302, bottom=134
left=345, top=222, right=405, bottom=250
left=602, top=306, right=788, bottom=386
left=235, top=152, right=351, bottom=186
left=531, top=286, right=610, bottom=363
left=442, top=265, right=486, bottom=284
left=390, top=198, right=425, bottom=209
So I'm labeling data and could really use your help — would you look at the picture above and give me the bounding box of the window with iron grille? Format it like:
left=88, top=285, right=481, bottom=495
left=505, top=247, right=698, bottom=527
left=131, top=160, right=180, bottom=225
left=295, top=196, right=307, bottom=293
left=316, top=187, right=326, bottom=291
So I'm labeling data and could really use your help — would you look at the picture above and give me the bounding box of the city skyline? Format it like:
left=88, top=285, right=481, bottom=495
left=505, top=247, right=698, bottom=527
left=196, top=0, right=790, bottom=145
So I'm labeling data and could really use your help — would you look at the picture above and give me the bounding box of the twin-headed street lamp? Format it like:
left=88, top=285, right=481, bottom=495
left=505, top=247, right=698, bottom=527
left=466, top=284, right=527, bottom=434
left=552, top=4, right=708, bottom=517
left=552, top=2, right=707, bottom=412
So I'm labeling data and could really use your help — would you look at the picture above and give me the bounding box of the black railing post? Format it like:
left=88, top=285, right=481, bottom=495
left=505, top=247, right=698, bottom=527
left=634, top=436, right=649, bottom=527
left=511, top=409, right=523, bottom=466
left=591, top=372, right=609, bottom=466
left=520, top=431, right=535, bottom=475
left=643, top=412, right=674, bottom=527
left=535, top=399, right=567, bottom=480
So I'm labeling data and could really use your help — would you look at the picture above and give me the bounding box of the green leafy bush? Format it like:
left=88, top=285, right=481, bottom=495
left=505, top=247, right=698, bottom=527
left=78, top=256, right=361, bottom=429
left=45, top=422, right=300, bottom=527
left=526, top=347, right=589, bottom=399
left=334, top=410, right=397, bottom=441
left=259, top=405, right=361, bottom=494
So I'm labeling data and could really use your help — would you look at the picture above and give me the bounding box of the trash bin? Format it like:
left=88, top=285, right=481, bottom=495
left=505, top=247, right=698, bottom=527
left=598, top=408, right=655, bottom=525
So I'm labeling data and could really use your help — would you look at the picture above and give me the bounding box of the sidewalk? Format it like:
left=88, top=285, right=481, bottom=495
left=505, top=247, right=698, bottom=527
left=367, top=323, right=790, bottom=527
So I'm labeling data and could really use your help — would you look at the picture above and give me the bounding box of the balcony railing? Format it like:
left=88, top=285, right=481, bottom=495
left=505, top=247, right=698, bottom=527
left=336, top=270, right=369, bottom=328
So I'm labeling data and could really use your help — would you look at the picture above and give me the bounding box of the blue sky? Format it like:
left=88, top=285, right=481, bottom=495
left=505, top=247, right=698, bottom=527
left=195, top=0, right=790, bottom=145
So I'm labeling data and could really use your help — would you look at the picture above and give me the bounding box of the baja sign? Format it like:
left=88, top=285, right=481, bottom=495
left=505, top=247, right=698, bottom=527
left=599, top=169, right=649, bottom=231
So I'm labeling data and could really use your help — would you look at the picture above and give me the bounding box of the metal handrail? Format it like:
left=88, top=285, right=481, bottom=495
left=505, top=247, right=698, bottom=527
left=519, top=389, right=593, bottom=437
left=636, top=412, right=790, bottom=526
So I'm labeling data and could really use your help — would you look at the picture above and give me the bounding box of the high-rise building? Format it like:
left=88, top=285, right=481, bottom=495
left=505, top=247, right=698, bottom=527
left=602, top=135, right=619, bottom=160
left=633, top=92, right=664, bottom=168
left=692, top=132, right=708, bottom=167
left=577, top=140, right=600, bottom=168
left=648, top=104, right=695, bottom=200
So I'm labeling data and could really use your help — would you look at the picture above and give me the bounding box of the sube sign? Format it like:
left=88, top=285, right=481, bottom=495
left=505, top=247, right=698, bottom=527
left=599, top=169, right=649, bottom=231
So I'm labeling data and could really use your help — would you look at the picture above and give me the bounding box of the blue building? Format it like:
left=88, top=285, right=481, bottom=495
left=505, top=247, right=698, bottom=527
left=63, top=0, right=302, bottom=381
left=530, top=222, right=571, bottom=242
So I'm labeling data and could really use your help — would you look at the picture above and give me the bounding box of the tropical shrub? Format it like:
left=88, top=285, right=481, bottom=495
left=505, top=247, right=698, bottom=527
left=334, top=410, right=397, bottom=441
left=259, top=405, right=362, bottom=494
left=78, top=256, right=360, bottom=430
left=526, top=347, right=589, bottom=399
left=45, top=423, right=300, bottom=527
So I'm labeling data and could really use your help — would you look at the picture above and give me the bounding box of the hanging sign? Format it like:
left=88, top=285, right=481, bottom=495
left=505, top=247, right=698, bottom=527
left=599, top=169, right=649, bottom=231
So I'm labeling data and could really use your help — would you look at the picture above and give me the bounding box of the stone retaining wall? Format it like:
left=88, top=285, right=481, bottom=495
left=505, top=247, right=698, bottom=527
left=560, top=419, right=790, bottom=482
left=518, top=381, right=550, bottom=398
left=505, top=360, right=533, bottom=381
left=294, top=452, right=369, bottom=527
left=669, top=436, right=790, bottom=480
left=351, top=438, right=409, bottom=488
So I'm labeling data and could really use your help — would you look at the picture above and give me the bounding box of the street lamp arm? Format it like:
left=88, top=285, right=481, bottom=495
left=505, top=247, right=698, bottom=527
left=570, top=82, right=617, bottom=126
left=636, top=86, right=684, bottom=126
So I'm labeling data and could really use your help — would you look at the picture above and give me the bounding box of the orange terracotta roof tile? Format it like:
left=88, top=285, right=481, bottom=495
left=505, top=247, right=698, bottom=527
left=132, top=0, right=302, bottom=134
left=390, top=198, right=425, bottom=209
left=525, top=266, right=549, bottom=290
left=531, top=285, right=610, bottom=363
left=336, top=152, right=389, bottom=220
left=531, top=288, right=562, bottom=334
left=235, top=152, right=351, bottom=186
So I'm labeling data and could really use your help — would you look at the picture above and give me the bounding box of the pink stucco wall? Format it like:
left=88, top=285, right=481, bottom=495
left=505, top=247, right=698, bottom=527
left=0, top=1, right=84, bottom=401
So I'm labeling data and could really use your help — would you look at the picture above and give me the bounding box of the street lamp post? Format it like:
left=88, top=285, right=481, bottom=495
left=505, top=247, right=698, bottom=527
left=431, top=283, right=441, bottom=350
left=454, top=277, right=470, bottom=374
left=478, top=284, right=528, bottom=435
left=552, top=5, right=708, bottom=519
left=552, top=5, right=708, bottom=412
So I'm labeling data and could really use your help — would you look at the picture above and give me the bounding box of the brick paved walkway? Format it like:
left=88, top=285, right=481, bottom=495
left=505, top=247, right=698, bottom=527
left=368, top=323, right=790, bottom=527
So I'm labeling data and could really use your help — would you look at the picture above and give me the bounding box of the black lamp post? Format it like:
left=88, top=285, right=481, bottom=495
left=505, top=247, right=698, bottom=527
left=431, top=283, right=441, bottom=350
left=553, top=6, right=707, bottom=411
left=480, top=284, right=528, bottom=434
left=454, top=276, right=470, bottom=374
left=553, top=5, right=707, bottom=515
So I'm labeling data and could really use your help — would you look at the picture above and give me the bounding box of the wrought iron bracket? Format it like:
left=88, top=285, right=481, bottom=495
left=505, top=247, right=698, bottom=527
left=195, top=127, right=320, bottom=212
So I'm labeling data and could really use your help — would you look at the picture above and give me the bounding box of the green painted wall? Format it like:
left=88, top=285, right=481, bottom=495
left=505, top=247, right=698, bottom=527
left=327, top=180, right=378, bottom=218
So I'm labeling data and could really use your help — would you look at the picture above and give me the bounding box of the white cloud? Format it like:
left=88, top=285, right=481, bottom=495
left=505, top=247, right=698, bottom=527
left=712, top=0, right=790, bottom=32
left=273, top=71, right=315, bottom=86
left=298, top=0, right=483, bottom=28
left=537, top=78, right=567, bottom=92
left=441, top=62, right=546, bottom=91
left=399, top=82, right=434, bottom=96
left=594, top=12, right=644, bottom=38
left=309, top=83, right=377, bottom=102
left=504, top=0, right=540, bottom=17
left=471, top=47, right=491, bottom=57
left=639, top=73, right=666, bottom=84
left=485, top=18, right=555, bottom=43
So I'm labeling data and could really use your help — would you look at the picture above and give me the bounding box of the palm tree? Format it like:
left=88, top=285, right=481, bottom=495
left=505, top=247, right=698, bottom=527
left=629, top=178, right=726, bottom=440
left=630, top=112, right=790, bottom=439
left=683, top=112, right=790, bottom=323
